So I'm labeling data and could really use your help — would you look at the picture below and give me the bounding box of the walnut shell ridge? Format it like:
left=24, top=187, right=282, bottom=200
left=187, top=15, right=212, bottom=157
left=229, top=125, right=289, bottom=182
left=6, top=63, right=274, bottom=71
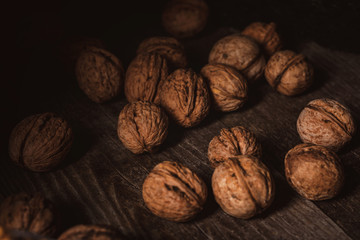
left=208, top=126, right=261, bottom=168
left=125, top=53, right=168, bottom=104
left=297, top=98, right=355, bottom=151
left=208, top=34, right=266, bottom=83
left=0, top=193, right=56, bottom=237
left=265, top=50, right=313, bottom=96
left=117, top=101, right=168, bottom=154
left=212, top=156, right=275, bottom=219
left=137, top=36, right=187, bottom=69
left=284, top=144, right=344, bottom=200
left=76, top=46, right=124, bottom=103
left=241, top=22, right=282, bottom=56
left=142, top=161, right=207, bottom=222
left=159, top=68, right=211, bottom=128
left=8, top=112, right=73, bottom=172
left=58, top=225, right=123, bottom=240
left=201, top=63, right=248, bottom=112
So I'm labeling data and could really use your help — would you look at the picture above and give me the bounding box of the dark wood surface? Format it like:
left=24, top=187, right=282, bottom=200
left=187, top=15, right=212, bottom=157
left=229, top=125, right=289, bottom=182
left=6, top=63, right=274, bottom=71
left=2, top=1, right=360, bottom=239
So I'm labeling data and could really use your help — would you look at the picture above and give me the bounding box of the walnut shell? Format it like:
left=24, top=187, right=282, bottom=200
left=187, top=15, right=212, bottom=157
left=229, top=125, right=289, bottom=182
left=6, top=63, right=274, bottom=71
left=8, top=113, right=73, bottom=172
left=117, top=101, right=168, bottom=154
left=212, top=156, right=275, bottom=219
left=162, top=0, right=209, bottom=38
left=265, top=50, right=313, bottom=96
left=159, top=68, right=211, bottom=128
left=142, top=161, right=207, bottom=222
left=137, top=36, right=187, bottom=69
left=0, top=193, right=56, bottom=237
left=201, top=64, right=248, bottom=112
left=125, top=53, right=168, bottom=104
left=241, top=22, right=282, bottom=56
left=208, top=126, right=261, bottom=168
left=284, top=144, right=344, bottom=200
left=208, top=34, right=266, bottom=83
left=297, top=98, right=356, bottom=151
left=76, top=46, right=124, bottom=103
left=58, top=225, right=123, bottom=240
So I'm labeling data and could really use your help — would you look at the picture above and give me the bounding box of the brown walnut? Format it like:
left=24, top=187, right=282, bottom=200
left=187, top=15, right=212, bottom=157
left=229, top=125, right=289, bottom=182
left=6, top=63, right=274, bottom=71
left=117, top=101, right=168, bottom=154
left=142, top=161, right=207, bottom=222
left=284, top=143, right=344, bottom=200
left=241, top=22, right=282, bottom=56
left=208, top=126, right=261, bottom=168
left=76, top=46, right=124, bottom=103
left=265, top=50, right=313, bottom=96
left=8, top=113, right=73, bottom=172
left=137, top=36, right=187, bottom=69
left=159, top=68, right=211, bottom=128
left=201, top=63, right=248, bottom=112
left=297, top=98, right=356, bottom=151
left=212, top=156, right=275, bottom=219
left=0, top=193, right=56, bottom=237
left=208, top=34, right=266, bottom=83
left=58, top=225, right=123, bottom=240
left=125, top=53, right=168, bottom=104
left=162, top=0, right=209, bottom=38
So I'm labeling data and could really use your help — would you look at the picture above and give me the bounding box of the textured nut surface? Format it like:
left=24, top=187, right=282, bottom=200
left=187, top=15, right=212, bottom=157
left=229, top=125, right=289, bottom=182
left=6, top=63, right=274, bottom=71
left=159, top=68, right=211, bottom=128
left=58, top=225, right=122, bottom=240
left=201, top=64, right=248, bottom=112
left=125, top=53, right=168, bottom=104
left=142, top=161, right=207, bottom=222
left=208, top=126, right=261, bottom=168
left=297, top=98, right=356, bottom=151
left=117, top=101, right=168, bottom=154
left=8, top=113, right=73, bottom=172
left=208, top=34, right=266, bottom=83
left=137, top=36, right=187, bottom=69
left=0, top=193, right=56, bottom=237
left=162, top=0, right=208, bottom=38
left=284, top=144, right=344, bottom=200
left=212, top=156, right=274, bottom=219
left=241, top=22, right=282, bottom=56
left=76, top=46, right=124, bottom=103
left=265, top=50, right=313, bottom=96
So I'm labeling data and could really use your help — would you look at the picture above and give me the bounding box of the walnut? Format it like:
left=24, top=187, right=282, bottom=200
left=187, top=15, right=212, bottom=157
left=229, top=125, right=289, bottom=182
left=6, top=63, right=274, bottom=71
left=208, top=126, right=261, bottom=168
left=58, top=225, right=123, bottom=240
left=124, top=53, right=168, bottom=104
left=137, top=36, right=187, bottom=69
left=142, top=161, right=207, bottom=222
left=265, top=50, right=313, bottom=96
left=201, top=64, right=248, bottom=112
left=76, top=46, right=124, bottom=103
left=241, top=22, right=282, bottom=56
left=162, top=0, right=209, bottom=38
left=297, top=98, right=356, bottom=151
left=8, top=113, right=73, bottom=172
left=284, top=144, right=344, bottom=200
left=212, top=156, right=275, bottom=219
left=0, top=193, right=56, bottom=237
left=159, top=68, right=211, bottom=128
left=117, top=101, right=168, bottom=154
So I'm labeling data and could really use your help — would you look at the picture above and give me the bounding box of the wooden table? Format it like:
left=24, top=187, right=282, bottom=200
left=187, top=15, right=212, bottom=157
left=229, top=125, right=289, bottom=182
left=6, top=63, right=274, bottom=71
left=2, top=1, right=360, bottom=239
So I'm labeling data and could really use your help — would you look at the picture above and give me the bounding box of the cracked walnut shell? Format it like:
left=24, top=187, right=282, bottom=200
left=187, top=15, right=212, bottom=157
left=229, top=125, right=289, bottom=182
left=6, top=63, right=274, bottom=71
left=285, top=144, right=344, bottom=200
left=297, top=98, right=355, bottom=151
left=142, top=161, right=207, bottom=222
left=212, top=156, right=275, bottom=219
left=0, top=193, right=56, bottom=237
left=8, top=112, right=73, bottom=172
left=76, top=46, right=124, bottom=103
left=117, top=101, right=168, bottom=154
left=208, top=126, right=261, bottom=168
left=201, top=63, right=248, bottom=112
left=159, top=68, right=211, bottom=128
left=58, top=225, right=123, bottom=240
